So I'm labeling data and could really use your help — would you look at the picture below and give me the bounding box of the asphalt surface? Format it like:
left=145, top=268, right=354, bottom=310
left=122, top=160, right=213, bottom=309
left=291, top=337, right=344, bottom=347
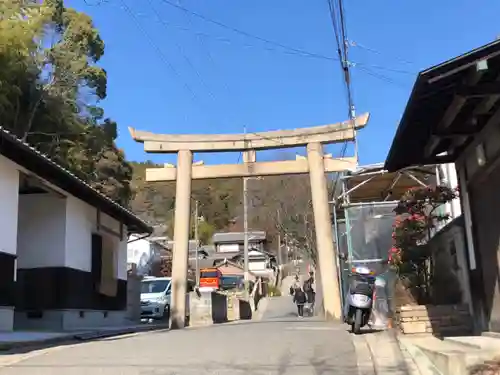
left=0, top=296, right=359, bottom=375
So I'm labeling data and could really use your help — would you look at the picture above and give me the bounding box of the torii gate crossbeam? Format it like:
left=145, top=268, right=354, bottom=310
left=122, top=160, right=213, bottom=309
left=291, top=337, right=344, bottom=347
left=130, top=113, right=369, bottom=329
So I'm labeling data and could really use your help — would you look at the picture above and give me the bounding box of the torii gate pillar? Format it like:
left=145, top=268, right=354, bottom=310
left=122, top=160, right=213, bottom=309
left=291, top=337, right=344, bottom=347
left=170, top=149, right=192, bottom=329
left=307, top=142, right=342, bottom=319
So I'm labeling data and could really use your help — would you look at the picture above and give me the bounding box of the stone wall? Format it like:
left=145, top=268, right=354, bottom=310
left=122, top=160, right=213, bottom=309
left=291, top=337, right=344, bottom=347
left=397, top=304, right=473, bottom=335
left=188, top=291, right=228, bottom=326
left=125, top=274, right=141, bottom=323
left=226, top=294, right=240, bottom=321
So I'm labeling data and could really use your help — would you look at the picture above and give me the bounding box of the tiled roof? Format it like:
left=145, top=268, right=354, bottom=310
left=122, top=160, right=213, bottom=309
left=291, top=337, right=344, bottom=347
left=0, top=127, right=152, bottom=234
left=212, top=231, right=267, bottom=244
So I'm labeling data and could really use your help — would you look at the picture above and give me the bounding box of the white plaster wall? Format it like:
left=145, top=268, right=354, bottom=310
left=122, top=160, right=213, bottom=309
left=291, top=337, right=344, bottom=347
left=65, top=196, right=126, bottom=278
left=127, top=237, right=162, bottom=277
left=17, top=194, right=67, bottom=269
left=65, top=197, right=93, bottom=272
left=249, top=260, right=266, bottom=271
left=127, top=236, right=150, bottom=265
left=218, top=244, right=239, bottom=252
left=446, top=163, right=462, bottom=218
left=0, top=155, right=19, bottom=256
left=438, top=163, right=462, bottom=220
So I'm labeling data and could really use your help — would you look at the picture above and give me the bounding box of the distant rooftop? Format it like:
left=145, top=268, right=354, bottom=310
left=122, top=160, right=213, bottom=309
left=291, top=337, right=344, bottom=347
left=212, top=231, right=266, bottom=244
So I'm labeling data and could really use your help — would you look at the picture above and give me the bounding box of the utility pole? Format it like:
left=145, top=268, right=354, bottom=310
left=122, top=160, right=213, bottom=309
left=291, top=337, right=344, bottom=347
left=194, top=200, right=200, bottom=286
left=276, top=209, right=282, bottom=266
left=243, top=124, right=250, bottom=300
left=277, top=232, right=282, bottom=266
left=243, top=176, right=249, bottom=299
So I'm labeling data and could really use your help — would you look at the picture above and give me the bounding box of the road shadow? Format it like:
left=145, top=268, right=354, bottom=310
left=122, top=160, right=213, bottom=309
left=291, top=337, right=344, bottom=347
left=0, top=327, right=170, bottom=356
left=349, top=327, right=386, bottom=335
left=170, top=317, right=346, bottom=333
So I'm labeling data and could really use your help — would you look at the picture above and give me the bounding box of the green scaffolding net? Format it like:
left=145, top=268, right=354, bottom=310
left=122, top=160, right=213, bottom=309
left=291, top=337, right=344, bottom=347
left=336, top=203, right=398, bottom=327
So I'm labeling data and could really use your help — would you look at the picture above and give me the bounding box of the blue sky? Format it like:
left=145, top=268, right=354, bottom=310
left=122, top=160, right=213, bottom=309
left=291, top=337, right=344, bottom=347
left=70, top=0, right=500, bottom=166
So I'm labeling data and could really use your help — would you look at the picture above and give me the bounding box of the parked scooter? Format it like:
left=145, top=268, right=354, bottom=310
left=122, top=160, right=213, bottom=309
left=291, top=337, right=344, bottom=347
left=344, top=265, right=376, bottom=334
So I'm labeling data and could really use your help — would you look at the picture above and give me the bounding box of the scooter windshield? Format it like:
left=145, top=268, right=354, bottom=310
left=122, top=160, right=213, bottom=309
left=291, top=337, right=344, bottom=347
left=348, top=274, right=375, bottom=295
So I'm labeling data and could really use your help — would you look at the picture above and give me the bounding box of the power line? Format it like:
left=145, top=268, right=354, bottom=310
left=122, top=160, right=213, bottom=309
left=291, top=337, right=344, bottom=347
left=87, top=0, right=414, bottom=80
left=174, top=2, right=246, bottom=164
left=326, top=0, right=356, bottom=197
left=158, top=0, right=338, bottom=62
left=102, top=0, right=411, bottom=162
left=349, top=40, right=415, bottom=66
left=356, top=65, right=411, bottom=89
left=140, top=16, right=339, bottom=61
left=118, top=0, right=202, bottom=112
left=353, top=62, right=415, bottom=75
left=145, top=0, right=219, bottom=105
left=115, top=0, right=297, bottom=151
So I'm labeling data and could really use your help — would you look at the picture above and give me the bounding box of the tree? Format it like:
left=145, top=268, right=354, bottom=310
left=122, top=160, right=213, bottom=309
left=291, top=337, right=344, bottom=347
left=246, top=174, right=318, bottom=263
left=0, top=1, right=133, bottom=204
left=130, top=161, right=244, bottom=235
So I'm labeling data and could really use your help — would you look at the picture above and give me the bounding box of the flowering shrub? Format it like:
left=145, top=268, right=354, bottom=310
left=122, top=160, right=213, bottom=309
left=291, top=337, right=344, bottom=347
left=388, top=185, right=458, bottom=304
left=389, top=185, right=458, bottom=268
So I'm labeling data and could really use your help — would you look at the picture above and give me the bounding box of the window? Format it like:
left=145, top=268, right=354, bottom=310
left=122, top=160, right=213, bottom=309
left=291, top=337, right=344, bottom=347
left=141, top=280, right=171, bottom=294
left=91, top=234, right=103, bottom=285
left=92, top=233, right=118, bottom=297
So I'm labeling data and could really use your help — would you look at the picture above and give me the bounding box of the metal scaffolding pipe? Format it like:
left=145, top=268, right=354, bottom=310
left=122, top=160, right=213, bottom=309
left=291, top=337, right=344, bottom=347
left=340, top=200, right=399, bottom=208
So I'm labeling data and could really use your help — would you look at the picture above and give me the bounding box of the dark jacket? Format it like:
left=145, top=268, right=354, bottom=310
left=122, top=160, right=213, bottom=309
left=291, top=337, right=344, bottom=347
left=293, top=289, right=307, bottom=305
left=303, top=277, right=314, bottom=292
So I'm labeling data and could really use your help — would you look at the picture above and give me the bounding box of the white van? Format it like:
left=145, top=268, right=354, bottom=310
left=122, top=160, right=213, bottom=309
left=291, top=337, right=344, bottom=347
left=140, top=277, right=171, bottom=320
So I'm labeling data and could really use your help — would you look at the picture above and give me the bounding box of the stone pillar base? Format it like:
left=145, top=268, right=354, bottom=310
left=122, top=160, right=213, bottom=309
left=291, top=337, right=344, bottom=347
left=188, top=291, right=228, bottom=326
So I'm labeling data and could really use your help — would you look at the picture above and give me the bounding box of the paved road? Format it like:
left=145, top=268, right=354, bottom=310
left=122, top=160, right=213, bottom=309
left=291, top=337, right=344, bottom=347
left=0, top=297, right=359, bottom=375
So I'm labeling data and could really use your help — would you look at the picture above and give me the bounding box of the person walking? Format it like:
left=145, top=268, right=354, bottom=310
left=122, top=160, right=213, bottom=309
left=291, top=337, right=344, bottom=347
left=289, top=274, right=300, bottom=296
left=293, top=286, right=307, bottom=317
left=303, top=271, right=316, bottom=316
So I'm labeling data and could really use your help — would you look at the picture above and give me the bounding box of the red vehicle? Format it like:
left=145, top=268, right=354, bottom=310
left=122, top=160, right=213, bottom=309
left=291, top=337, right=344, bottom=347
left=199, top=267, right=221, bottom=290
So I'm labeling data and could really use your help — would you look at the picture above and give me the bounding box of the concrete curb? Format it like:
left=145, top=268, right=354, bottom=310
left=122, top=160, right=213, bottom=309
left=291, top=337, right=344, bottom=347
left=0, top=323, right=170, bottom=352
left=355, top=330, right=411, bottom=375
left=396, top=335, right=436, bottom=375
left=352, top=335, right=376, bottom=375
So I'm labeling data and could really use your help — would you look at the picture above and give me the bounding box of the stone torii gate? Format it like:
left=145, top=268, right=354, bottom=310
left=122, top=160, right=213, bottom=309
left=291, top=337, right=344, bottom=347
left=129, top=113, right=369, bottom=329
